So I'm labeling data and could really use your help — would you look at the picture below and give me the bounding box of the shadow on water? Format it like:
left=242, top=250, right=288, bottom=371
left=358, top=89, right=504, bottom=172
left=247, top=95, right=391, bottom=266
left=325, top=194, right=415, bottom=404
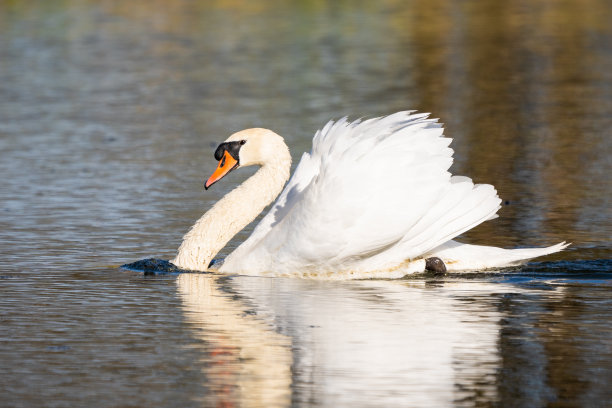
left=121, top=258, right=186, bottom=275
left=121, top=257, right=226, bottom=275
left=121, top=258, right=612, bottom=283
left=435, top=259, right=612, bottom=282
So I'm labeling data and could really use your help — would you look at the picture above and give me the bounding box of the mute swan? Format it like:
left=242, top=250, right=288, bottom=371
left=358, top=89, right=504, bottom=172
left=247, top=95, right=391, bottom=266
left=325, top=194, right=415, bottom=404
left=171, top=111, right=568, bottom=278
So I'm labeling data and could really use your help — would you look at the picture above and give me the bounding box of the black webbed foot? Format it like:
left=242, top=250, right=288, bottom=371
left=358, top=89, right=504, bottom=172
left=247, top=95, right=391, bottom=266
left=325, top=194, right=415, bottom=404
left=425, top=257, right=447, bottom=274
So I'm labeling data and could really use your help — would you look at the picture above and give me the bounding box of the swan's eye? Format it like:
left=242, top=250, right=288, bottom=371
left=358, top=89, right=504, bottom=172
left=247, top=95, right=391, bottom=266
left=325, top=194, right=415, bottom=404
left=214, top=141, right=243, bottom=162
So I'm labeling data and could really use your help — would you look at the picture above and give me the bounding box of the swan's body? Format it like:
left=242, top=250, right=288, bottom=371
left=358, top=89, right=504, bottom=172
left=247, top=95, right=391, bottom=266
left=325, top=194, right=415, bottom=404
left=171, top=112, right=568, bottom=278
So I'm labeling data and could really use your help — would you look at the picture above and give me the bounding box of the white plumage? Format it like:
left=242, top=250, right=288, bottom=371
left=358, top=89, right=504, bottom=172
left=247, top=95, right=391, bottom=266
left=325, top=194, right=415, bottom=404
left=171, top=111, right=568, bottom=278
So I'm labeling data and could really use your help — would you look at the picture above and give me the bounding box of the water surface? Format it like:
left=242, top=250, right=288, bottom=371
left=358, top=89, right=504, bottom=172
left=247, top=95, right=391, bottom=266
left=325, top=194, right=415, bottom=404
left=1, top=1, right=611, bottom=406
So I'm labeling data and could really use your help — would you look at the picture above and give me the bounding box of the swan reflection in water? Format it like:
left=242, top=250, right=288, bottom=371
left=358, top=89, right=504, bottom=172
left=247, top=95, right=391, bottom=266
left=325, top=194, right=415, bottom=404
left=177, top=273, right=292, bottom=407
left=177, top=273, right=562, bottom=406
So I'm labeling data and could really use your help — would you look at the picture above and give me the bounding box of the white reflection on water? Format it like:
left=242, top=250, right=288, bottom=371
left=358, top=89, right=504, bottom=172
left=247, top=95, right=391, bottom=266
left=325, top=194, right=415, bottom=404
left=177, top=274, right=292, bottom=407
left=176, top=274, right=545, bottom=406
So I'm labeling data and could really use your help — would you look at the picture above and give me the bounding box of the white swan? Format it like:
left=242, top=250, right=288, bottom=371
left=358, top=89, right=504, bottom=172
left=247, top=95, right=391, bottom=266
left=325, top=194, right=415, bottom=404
left=171, top=111, right=568, bottom=278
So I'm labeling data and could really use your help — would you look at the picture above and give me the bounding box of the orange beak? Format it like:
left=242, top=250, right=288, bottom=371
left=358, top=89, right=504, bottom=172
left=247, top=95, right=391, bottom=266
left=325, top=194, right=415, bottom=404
left=205, top=150, right=239, bottom=189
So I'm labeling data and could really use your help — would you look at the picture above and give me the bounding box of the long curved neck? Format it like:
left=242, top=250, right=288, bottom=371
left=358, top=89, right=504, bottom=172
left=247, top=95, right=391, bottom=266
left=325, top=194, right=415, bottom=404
left=171, top=160, right=290, bottom=271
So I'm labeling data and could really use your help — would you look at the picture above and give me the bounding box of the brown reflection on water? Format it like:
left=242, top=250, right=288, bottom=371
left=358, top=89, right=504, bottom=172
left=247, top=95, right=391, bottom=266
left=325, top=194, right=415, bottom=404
left=536, top=3, right=612, bottom=246
left=402, top=0, right=612, bottom=251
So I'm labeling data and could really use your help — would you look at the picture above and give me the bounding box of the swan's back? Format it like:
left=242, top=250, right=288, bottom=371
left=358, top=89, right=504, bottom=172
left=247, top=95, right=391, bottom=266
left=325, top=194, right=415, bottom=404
left=221, top=111, right=501, bottom=277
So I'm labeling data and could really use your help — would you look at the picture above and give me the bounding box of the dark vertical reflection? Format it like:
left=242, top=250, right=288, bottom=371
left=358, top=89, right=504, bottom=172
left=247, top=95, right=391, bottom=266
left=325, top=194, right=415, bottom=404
left=402, top=0, right=611, bottom=252
left=535, top=1, right=612, bottom=246
left=496, top=284, right=612, bottom=406
left=496, top=292, right=556, bottom=406
left=409, top=0, right=453, bottom=113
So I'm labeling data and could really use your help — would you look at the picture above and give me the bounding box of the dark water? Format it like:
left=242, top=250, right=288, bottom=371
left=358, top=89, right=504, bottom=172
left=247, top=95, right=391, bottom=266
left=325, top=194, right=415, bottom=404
left=1, top=1, right=611, bottom=406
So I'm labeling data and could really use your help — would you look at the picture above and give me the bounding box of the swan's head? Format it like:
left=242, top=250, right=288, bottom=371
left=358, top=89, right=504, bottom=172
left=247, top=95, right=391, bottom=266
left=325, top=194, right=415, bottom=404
left=205, top=128, right=290, bottom=189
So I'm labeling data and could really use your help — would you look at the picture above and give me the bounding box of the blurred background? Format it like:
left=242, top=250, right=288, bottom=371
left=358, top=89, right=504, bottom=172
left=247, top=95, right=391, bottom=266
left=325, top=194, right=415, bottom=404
left=0, top=0, right=610, bottom=268
left=1, top=1, right=611, bottom=407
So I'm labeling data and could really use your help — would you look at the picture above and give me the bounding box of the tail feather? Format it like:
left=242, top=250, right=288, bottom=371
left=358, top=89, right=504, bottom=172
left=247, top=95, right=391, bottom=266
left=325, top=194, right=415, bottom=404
left=427, top=241, right=570, bottom=271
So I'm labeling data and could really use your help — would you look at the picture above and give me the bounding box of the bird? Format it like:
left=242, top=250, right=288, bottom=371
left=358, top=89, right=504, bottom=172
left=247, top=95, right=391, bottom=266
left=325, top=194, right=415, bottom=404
left=170, top=111, right=568, bottom=279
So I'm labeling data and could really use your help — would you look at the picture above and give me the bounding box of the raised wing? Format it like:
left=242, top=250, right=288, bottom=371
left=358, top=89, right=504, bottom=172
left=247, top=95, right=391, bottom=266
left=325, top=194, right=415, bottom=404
left=223, top=111, right=501, bottom=275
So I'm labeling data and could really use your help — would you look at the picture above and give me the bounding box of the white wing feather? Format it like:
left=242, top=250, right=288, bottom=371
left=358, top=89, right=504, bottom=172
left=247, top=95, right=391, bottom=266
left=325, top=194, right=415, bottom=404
left=223, top=112, right=503, bottom=275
